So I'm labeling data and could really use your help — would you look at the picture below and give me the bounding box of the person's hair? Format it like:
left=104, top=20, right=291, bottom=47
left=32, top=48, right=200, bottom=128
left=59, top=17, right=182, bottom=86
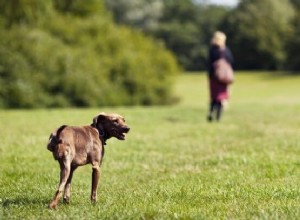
left=211, top=31, right=226, bottom=48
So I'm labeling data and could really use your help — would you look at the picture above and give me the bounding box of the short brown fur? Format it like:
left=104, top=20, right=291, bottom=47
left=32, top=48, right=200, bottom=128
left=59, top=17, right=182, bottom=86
left=47, top=112, right=130, bottom=209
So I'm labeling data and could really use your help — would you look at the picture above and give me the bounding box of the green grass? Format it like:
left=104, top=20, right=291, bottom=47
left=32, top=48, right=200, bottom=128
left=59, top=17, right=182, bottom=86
left=1, top=72, right=300, bottom=219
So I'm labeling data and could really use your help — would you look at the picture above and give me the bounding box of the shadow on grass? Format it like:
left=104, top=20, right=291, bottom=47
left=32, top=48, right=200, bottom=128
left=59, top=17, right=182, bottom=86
left=2, top=197, right=50, bottom=208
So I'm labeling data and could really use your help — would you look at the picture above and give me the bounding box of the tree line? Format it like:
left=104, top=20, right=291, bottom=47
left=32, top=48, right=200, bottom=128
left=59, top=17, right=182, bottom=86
left=105, top=0, right=300, bottom=71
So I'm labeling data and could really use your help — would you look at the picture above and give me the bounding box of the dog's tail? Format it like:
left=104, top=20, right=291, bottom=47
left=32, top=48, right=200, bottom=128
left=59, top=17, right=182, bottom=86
left=47, top=125, right=67, bottom=152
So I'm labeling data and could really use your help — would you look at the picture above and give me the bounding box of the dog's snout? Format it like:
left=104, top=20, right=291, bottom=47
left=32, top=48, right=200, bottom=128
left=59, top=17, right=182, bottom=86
left=124, top=127, right=130, bottom=133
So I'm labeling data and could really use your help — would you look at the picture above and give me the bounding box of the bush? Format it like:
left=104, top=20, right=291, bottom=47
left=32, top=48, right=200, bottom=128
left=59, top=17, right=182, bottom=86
left=0, top=0, right=179, bottom=108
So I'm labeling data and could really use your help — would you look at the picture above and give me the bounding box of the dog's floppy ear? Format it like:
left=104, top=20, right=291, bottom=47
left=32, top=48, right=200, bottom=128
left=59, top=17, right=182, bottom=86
left=93, top=112, right=107, bottom=126
left=98, top=112, right=107, bottom=121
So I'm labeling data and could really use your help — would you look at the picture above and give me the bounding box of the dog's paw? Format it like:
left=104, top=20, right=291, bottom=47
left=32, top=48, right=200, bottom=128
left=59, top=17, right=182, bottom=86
left=49, top=202, right=58, bottom=209
left=63, top=197, right=70, bottom=204
left=91, top=197, right=97, bottom=204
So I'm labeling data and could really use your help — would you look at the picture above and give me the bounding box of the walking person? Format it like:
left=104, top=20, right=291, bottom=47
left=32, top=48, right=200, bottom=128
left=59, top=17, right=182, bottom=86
left=207, top=31, right=234, bottom=122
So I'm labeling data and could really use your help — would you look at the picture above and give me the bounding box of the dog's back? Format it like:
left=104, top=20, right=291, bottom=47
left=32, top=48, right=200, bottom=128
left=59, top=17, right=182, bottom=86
left=47, top=125, right=103, bottom=163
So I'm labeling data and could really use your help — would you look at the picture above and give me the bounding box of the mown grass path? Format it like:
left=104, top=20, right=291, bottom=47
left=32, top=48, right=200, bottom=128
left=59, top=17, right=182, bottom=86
left=1, top=72, right=300, bottom=219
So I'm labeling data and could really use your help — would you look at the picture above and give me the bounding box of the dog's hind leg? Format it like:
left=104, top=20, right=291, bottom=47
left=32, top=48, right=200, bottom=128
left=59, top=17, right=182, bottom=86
left=63, top=166, right=77, bottom=204
left=49, top=151, right=72, bottom=209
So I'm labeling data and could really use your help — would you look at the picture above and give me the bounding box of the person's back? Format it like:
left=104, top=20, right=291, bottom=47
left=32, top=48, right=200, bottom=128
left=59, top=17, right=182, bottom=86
left=208, top=45, right=233, bottom=75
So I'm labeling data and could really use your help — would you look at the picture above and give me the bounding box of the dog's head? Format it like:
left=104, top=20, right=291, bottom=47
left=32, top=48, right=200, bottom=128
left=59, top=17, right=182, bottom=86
left=92, top=112, right=130, bottom=140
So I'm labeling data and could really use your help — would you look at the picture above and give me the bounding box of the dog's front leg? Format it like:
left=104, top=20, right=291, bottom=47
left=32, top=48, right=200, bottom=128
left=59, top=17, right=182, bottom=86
left=63, top=166, right=77, bottom=204
left=49, top=160, right=71, bottom=209
left=91, top=162, right=100, bottom=202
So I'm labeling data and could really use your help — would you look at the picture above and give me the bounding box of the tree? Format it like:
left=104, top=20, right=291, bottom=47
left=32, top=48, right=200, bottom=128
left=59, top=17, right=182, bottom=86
left=104, top=0, right=163, bottom=33
left=53, top=0, right=106, bottom=17
left=221, top=0, right=295, bottom=70
left=156, top=0, right=201, bottom=69
left=285, top=0, right=300, bottom=70
left=105, top=0, right=230, bottom=70
left=0, top=0, right=53, bottom=27
left=159, top=1, right=230, bottom=70
left=290, top=0, right=300, bottom=8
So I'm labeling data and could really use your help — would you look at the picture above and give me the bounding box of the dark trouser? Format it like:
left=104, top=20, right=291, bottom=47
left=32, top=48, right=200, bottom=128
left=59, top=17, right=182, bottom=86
left=207, top=100, right=223, bottom=121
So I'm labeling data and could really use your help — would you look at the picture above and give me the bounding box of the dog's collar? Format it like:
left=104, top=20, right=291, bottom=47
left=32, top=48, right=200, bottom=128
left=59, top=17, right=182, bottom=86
left=98, top=128, right=107, bottom=145
left=91, top=124, right=107, bottom=145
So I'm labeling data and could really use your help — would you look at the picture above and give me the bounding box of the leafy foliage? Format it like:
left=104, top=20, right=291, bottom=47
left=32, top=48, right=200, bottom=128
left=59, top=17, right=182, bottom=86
left=53, top=0, right=106, bottom=16
left=0, top=0, right=179, bottom=108
left=155, top=2, right=229, bottom=70
left=105, top=0, right=229, bottom=70
left=0, top=0, right=54, bottom=27
left=286, top=0, right=300, bottom=70
left=217, top=0, right=295, bottom=70
left=104, top=0, right=163, bottom=33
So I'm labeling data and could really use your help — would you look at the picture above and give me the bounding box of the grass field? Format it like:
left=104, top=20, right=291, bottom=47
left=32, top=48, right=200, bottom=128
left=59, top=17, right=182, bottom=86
left=1, top=72, right=300, bottom=219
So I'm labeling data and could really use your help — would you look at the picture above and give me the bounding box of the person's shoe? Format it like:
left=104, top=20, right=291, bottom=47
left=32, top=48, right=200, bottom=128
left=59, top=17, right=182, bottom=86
left=207, top=115, right=213, bottom=122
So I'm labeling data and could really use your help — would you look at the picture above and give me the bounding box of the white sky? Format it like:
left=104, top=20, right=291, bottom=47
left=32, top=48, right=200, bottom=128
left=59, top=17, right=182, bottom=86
left=199, top=0, right=239, bottom=7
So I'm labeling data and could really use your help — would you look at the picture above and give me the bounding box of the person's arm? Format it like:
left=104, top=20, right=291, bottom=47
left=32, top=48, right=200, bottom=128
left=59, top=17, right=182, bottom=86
left=208, top=48, right=215, bottom=75
left=225, top=48, right=234, bottom=66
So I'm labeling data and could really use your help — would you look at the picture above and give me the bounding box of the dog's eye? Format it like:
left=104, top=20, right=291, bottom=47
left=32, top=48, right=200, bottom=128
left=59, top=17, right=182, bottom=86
left=114, top=119, right=119, bottom=123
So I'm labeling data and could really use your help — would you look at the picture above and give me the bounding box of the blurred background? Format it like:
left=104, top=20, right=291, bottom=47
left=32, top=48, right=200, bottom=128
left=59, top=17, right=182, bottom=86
left=0, top=0, right=299, bottom=108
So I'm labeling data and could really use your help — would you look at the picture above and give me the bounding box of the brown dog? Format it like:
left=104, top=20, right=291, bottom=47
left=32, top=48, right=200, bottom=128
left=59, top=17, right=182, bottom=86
left=47, top=112, right=130, bottom=209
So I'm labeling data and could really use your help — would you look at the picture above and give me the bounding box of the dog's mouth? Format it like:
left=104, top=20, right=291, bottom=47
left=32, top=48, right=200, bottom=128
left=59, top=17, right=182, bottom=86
left=113, top=127, right=130, bottom=140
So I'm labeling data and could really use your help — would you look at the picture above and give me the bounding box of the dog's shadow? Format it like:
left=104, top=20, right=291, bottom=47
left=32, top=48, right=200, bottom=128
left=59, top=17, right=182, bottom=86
left=2, top=197, right=50, bottom=208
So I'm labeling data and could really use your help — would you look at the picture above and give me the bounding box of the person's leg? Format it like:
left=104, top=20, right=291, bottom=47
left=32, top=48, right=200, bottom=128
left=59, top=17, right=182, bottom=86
left=207, top=100, right=216, bottom=122
left=216, top=101, right=223, bottom=121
